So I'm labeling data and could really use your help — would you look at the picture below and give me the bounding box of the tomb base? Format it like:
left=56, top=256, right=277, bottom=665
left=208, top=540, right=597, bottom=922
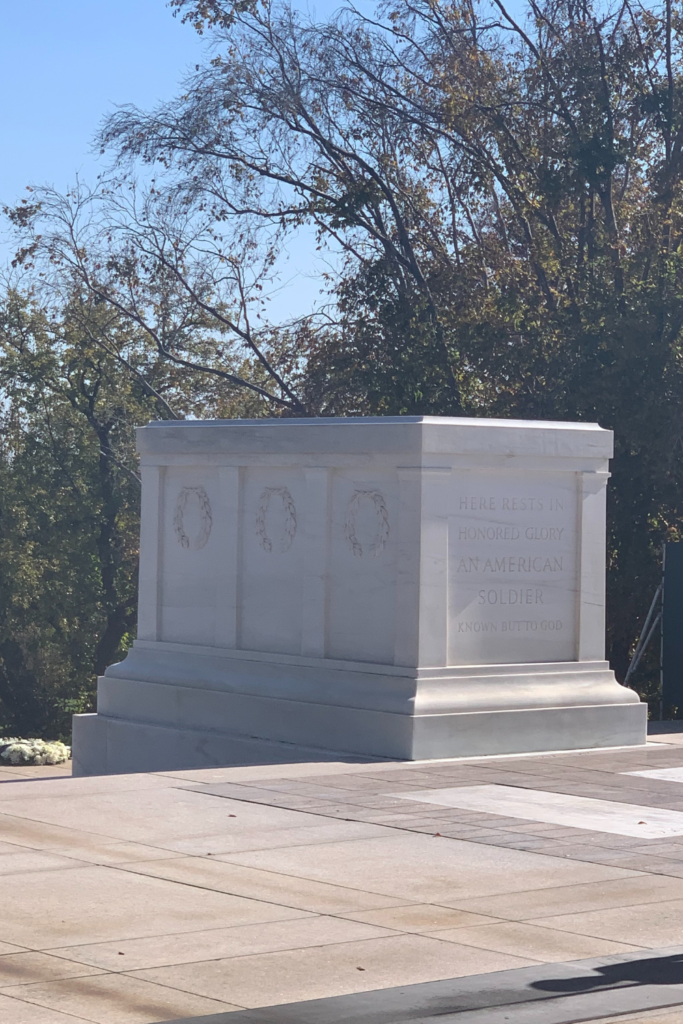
left=72, top=641, right=646, bottom=776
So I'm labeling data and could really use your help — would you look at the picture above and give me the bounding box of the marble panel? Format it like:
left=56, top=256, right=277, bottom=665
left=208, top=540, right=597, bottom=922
left=240, top=467, right=305, bottom=655
left=327, top=469, right=398, bottom=663
left=448, top=471, right=578, bottom=664
left=398, top=785, right=683, bottom=838
left=626, top=768, right=683, bottom=783
left=160, top=466, right=220, bottom=645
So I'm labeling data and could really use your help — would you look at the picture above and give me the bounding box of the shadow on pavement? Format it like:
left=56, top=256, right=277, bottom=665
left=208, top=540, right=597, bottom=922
left=532, top=952, right=683, bottom=993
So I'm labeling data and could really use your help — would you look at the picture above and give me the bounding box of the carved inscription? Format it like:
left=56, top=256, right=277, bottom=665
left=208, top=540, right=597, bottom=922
left=256, top=487, right=297, bottom=553
left=174, top=486, right=213, bottom=550
left=457, top=557, right=563, bottom=573
left=449, top=480, right=576, bottom=663
left=459, top=527, right=565, bottom=541
left=344, top=490, right=390, bottom=557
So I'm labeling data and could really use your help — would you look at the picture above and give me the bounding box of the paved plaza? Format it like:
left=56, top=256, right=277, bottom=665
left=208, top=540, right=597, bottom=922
left=5, top=735, right=683, bottom=1022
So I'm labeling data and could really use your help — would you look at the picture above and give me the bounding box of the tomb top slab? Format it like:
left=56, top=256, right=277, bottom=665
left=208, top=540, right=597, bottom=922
left=137, top=416, right=613, bottom=461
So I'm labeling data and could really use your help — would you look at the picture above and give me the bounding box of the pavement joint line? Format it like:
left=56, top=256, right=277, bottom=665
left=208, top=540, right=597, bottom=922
left=114, top=856, right=424, bottom=908
left=40, top=931, right=421, bottom=974
left=37, top=912, right=319, bottom=955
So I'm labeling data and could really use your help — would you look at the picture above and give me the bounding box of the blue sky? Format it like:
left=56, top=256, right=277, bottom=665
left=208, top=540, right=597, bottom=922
left=1, top=0, right=340, bottom=319
left=0, top=1, right=204, bottom=207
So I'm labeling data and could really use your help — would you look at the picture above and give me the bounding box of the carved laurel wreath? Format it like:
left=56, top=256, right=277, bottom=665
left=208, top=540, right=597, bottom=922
left=173, top=486, right=213, bottom=550
left=344, top=490, right=390, bottom=557
left=256, top=486, right=297, bottom=554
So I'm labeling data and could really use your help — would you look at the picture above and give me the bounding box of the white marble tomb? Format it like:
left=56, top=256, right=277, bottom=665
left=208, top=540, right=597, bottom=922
left=72, top=416, right=646, bottom=775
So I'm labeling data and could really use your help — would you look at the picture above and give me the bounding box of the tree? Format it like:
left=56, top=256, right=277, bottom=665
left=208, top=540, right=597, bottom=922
left=0, top=293, right=142, bottom=734
left=9, top=0, right=683, bottom=705
left=0, top=287, right=267, bottom=737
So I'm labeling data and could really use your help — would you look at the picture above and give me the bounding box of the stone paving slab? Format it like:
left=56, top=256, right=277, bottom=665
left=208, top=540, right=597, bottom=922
left=158, top=946, right=683, bottom=1024
left=0, top=762, right=72, bottom=781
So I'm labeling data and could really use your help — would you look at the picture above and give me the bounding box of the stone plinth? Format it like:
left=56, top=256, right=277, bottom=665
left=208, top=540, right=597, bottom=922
left=72, top=416, right=646, bottom=775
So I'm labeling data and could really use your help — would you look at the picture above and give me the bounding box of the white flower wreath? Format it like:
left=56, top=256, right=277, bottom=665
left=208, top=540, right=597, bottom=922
left=344, top=490, right=390, bottom=557
left=173, top=486, right=213, bottom=550
left=256, top=486, right=297, bottom=553
left=0, top=738, right=70, bottom=765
